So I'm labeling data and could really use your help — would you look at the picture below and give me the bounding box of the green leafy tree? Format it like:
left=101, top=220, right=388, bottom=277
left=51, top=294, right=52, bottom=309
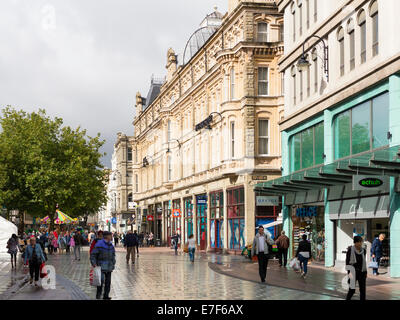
left=0, top=107, right=107, bottom=231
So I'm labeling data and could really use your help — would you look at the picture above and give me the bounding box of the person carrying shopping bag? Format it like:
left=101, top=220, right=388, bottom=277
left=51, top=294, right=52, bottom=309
left=187, top=235, right=196, bottom=263
left=370, top=233, right=385, bottom=276
left=251, top=226, right=275, bottom=283
left=296, top=234, right=312, bottom=279
left=24, top=236, right=46, bottom=286
left=346, top=236, right=367, bottom=300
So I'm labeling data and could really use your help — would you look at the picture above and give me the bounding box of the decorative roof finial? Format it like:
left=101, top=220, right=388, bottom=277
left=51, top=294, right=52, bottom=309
left=214, top=5, right=218, bottom=11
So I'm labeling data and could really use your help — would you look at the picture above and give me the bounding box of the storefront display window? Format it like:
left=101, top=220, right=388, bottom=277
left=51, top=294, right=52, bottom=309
left=196, top=195, right=207, bottom=250
left=184, top=198, right=193, bottom=244
left=210, top=191, right=224, bottom=249
left=255, top=192, right=281, bottom=239
left=289, top=122, right=324, bottom=172
left=292, top=206, right=325, bottom=261
left=334, top=92, right=389, bottom=159
left=227, top=187, right=245, bottom=250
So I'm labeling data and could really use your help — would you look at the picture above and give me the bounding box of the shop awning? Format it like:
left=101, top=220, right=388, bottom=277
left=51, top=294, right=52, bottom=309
left=255, top=145, right=400, bottom=195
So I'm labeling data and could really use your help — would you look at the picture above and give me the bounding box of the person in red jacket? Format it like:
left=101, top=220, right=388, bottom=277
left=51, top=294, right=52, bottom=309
left=90, top=231, right=103, bottom=254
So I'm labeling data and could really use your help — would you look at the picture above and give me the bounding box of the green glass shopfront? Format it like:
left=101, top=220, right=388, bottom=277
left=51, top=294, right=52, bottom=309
left=256, top=74, right=400, bottom=278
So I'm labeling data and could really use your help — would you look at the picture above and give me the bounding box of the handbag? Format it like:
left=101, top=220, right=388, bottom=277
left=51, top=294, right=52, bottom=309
left=368, top=260, right=379, bottom=269
left=272, top=244, right=279, bottom=253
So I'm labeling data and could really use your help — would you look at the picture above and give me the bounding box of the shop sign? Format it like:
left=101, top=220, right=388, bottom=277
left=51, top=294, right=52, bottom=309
left=353, top=175, right=389, bottom=191
left=111, top=217, right=117, bottom=224
left=252, top=175, right=269, bottom=181
left=156, top=207, right=162, bottom=213
left=196, top=195, right=207, bottom=205
left=147, top=215, right=154, bottom=221
left=173, top=209, right=181, bottom=218
left=296, top=207, right=318, bottom=217
left=256, top=196, right=279, bottom=207
left=128, top=202, right=137, bottom=210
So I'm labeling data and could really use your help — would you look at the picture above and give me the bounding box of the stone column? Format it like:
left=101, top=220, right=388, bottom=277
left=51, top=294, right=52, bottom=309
left=222, top=184, right=229, bottom=253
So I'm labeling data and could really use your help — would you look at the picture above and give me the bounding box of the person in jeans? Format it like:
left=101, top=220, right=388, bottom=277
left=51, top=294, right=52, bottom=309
left=275, top=231, right=290, bottom=267
left=24, top=237, right=46, bottom=286
left=346, top=236, right=367, bottom=300
left=371, top=233, right=385, bottom=276
left=187, top=234, right=196, bottom=263
left=90, top=231, right=116, bottom=300
left=251, top=226, right=275, bottom=283
left=124, top=230, right=138, bottom=264
left=296, top=234, right=312, bottom=279
left=133, top=230, right=140, bottom=257
left=171, top=232, right=180, bottom=255
left=73, top=231, right=84, bottom=261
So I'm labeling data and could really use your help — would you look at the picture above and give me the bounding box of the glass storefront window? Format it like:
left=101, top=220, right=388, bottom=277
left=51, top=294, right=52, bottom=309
left=334, top=92, right=389, bottom=160
left=210, top=191, right=224, bottom=249
left=352, top=101, right=370, bottom=155
left=373, top=93, right=390, bottom=149
left=334, top=111, right=351, bottom=159
left=290, top=122, right=324, bottom=172
left=227, top=187, right=245, bottom=250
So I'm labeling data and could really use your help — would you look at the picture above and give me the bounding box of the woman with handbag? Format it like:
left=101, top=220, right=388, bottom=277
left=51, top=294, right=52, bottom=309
left=24, top=236, right=46, bottom=286
left=7, top=234, right=21, bottom=269
left=296, top=234, right=312, bottom=279
left=346, top=236, right=367, bottom=300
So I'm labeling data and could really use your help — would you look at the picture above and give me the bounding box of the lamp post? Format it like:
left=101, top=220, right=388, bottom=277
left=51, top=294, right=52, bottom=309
left=297, top=35, right=329, bottom=82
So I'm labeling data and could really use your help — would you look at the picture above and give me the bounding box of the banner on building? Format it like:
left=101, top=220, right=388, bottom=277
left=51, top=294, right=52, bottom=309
left=256, top=196, right=279, bottom=207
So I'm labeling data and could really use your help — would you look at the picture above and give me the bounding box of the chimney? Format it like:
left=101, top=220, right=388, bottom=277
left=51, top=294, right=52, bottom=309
left=166, top=48, right=177, bottom=82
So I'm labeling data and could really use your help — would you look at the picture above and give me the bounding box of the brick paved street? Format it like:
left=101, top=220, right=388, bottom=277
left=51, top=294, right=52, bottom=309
left=2, top=246, right=398, bottom=300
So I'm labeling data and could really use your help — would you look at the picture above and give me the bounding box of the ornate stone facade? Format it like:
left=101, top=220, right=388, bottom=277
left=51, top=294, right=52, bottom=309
left=131, top=0, right=283, bottom=252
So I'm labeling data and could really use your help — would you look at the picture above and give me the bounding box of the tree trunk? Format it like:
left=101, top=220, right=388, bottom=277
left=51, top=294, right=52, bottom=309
left=18, top=210, right=25, bottom=235
left=50, top=212, right=55, bottom=231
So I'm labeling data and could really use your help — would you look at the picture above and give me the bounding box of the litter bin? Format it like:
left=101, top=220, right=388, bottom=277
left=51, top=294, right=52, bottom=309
left=156, top=239, right=161, bottom=247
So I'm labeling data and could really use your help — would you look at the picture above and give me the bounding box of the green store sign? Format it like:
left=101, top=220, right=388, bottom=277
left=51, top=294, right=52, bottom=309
left=359, top=178, right=383, bottom=188
left=353, top=175, right=389, bottom=191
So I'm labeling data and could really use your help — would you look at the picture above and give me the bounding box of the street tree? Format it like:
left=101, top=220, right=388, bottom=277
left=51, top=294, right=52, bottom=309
left=0, top=107, right=107, bottom=231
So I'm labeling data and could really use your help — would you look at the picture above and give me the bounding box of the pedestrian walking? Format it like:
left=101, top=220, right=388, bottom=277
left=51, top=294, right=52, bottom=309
left=133, top=230, right=140, bottom=257
left=346, top=236, right=367, bottom=300
left=275, top=231, right=290, bottom=267
left=113, top=232, right=119, bottom=247
left=124, top=230, right=138, bottom=264
left=187, top=234, right=196, bottom=263
left=69, top=234, right=75, bottom=255
left=371, top=233, right=385, bottom=276
left=316, top=230, right=325, bottom=261
left=52, top=232, right=59, bottom=254
left=65, top=232, right=71, bottom=254
left=24, top=236, right=46, bottom=286
left=90, top=231, right=103, bottom=254
left=58, top=232, right=67, bottom=254
left=7, top=234, right=21, bottom=269
left=171, top=232, right=180, bottom=255
left=90, top=231, right=116, bottom=300
left=296, top=234, right=312, bottom=279
left=251, top=226, right=275, bottom=283
left=139, top=232, right=144, bottom=248
left=73, top=231, right=84, bottom=261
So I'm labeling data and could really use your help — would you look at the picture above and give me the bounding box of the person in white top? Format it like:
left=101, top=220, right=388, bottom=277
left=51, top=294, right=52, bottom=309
left=251, top=226, right=275, bottom=283
left=187, top=234, right=196, bottom=263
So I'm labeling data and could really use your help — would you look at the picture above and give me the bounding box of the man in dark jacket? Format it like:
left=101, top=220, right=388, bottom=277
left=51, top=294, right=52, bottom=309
left=346, top=236, right=367, bottom=300
left=275, top=231, right=290, bottom=267
left=134, top=230, right=140, bottom=257
left=73, top=231, right=84, bottom=261
left=90, top=231, right=116, bottom=300
left=371, top=233, right=385, bottom=276
left=296, top=234, right=312, bottom=278
left=124, top=230, right=138, bottom=264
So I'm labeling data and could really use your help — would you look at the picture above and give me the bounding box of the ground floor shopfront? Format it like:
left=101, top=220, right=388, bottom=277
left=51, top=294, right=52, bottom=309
left=135, top=173, right=281, bottom=252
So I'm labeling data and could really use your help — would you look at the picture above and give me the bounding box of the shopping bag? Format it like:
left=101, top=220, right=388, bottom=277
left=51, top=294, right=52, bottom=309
left=272, top=244, right=279, bottom=253
left=368, top=261, right=379, bottom=269
left=183, top=244, right=189, bottom=253
left=289, top=258, right=300, bottom=271
left=40, top=263, right=48, bottom=278
left=89, top=266, right=102, bottom=287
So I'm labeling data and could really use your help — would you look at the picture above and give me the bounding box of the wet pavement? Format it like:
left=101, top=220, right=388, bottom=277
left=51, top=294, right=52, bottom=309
left=4, top=247, right=338, bottom=300
left=2, top=247, right=397, bottom=300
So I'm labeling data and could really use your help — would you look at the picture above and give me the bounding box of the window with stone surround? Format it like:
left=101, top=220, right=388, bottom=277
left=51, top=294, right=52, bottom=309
left=258, top=119, right=269, bottom=156
left=258, top=67, right=269, bottom=96
left=337, top=27, right=345, bottom=77
left=348, top=19, right=355, bottom=71
left=358, top=9, right=367, bottom=64
left=370, top=1, right=378, bottom=57
left=257, top=22, right=268, bottom=42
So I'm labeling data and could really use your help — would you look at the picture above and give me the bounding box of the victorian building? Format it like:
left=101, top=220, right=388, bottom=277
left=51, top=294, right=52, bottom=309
left=257, top=0, right=400, bottom=277
left=132, top=0, right=284, bottom=253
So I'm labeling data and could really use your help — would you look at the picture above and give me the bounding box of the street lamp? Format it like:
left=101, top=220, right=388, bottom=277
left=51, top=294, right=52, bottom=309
left=297, top=35, right=329, bottom=82
left=166, top=139, right=182, bottom=154
left=142, top=155, right=153, bottom=168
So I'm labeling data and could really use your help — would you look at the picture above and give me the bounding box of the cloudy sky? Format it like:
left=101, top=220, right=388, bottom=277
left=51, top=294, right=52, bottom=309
left=0, top=0, right=227, bottom=167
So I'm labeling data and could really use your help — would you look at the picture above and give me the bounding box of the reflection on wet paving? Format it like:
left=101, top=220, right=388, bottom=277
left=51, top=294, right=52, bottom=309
left=0, top=254, right=27, bottom=298
left=42, top=249, right=339, bottom=300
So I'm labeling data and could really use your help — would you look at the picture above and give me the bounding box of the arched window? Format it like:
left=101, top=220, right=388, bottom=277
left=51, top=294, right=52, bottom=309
left=291, top=2, right=296, bottom=42
left=257, top=22, right=268, bottom=42
left=306, top=0, right=310, bottom=29
left=370, top=0, right=378, bottom=56
left=298, top=1, right=303, bottom=36
left=291, top=66, right=297, bottom=105
left=347, top=19, right=355, bottom=70
left=230, top=67, right=235, bottom=100
left=337, top=27, right=345, bottom=76
left=358, top=10, right=367, bottom=63
left=312, top=49, right=318, bottom=93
